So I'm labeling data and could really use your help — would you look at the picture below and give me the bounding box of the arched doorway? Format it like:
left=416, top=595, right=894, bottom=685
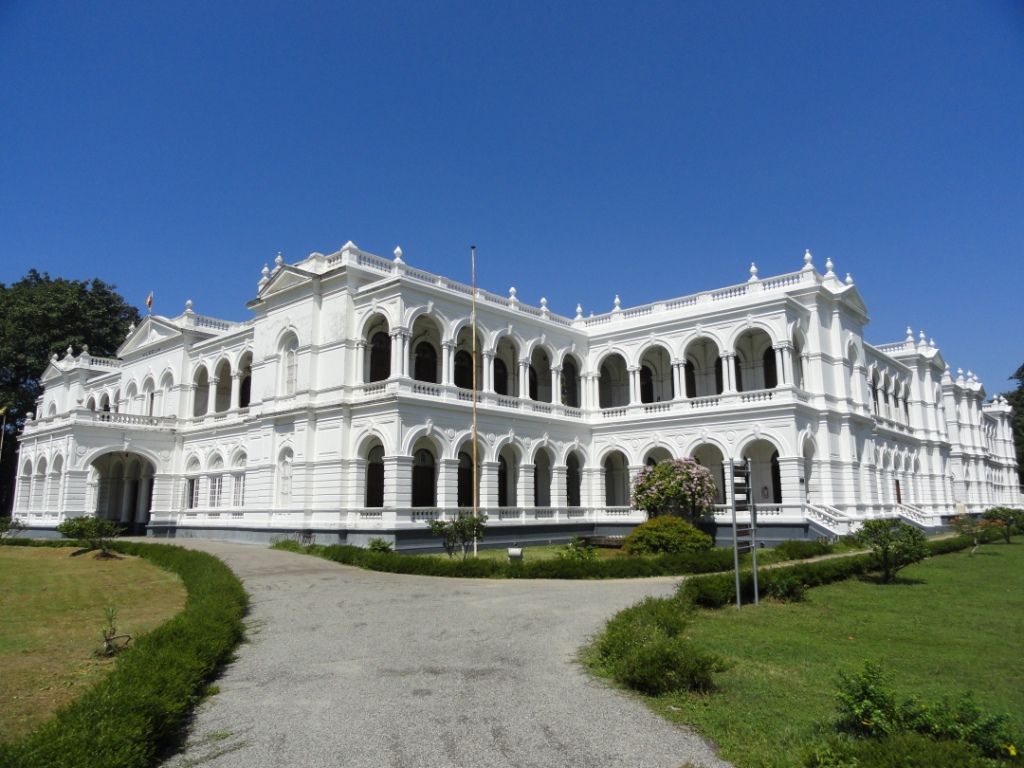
left=644, top=447, right=672, bottom=467
left=684, top=338, right=722, bottom=397
left=497, top=445, right=519, bottom=507
left=411, top=439, right=438, bottom=507
left=566, top=451, right=583, bottom=507
left=534, top=448, right=553, bottom=507
left=365, top=444, right=385, bottom=508
left=692, top=444, right=726, bottom=504
left=603, top=450, right=630, bottom=507
left=598, top=354, right=629, bottom=408
left=742, top=439, right=783, bottom=505
left=90, top=452, right=156, bottom=535
left=410, top=315, right=442, bottom=383
left=639, top=345, right=673, bottom=403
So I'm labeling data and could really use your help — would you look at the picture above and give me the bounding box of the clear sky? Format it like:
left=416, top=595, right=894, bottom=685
left=1, top=1, right=1021, bottom=393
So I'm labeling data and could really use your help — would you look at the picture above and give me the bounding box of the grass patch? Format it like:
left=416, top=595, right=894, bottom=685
left=410, top=543, right=625, bottom=562
left=0, top=547, right=186, bottom=742
left=0, top=540, right=247, bottom=768
left=648, top=542, right=1024, bottom=767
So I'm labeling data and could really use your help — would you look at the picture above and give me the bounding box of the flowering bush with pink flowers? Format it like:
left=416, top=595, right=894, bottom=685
left=631, top=458, right=718, bottom=519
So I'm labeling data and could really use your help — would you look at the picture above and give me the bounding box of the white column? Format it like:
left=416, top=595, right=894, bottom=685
left=628, top=366, right=640, bottom=404
left=518, top=463, right=535, bottom=508
left=550, top=366, right=561, bottom=404
left=722, top=354, right=736, bottom=393
left=230, top=373, right=241, bottom=410
left=551, top=465, right=567, bottom=508
left=355, top=341, right=366, bottom=384
left=206, top=377, right=217, bottom=415
left=774, top=346, right=786, bottom=385
left=518, top=360, right=530, bottom=400
left=479, top=461, right=499, bottom=510
left=482, top=352, right=495, bottom=393
left=441, top=342, right=453, bottom=386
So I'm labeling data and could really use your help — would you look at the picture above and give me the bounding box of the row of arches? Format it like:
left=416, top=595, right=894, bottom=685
left=357, top=313, right=798, bottom=408
left=192, top=353, right=253, bottom=417
left=183, top=452, right=248, bottom=509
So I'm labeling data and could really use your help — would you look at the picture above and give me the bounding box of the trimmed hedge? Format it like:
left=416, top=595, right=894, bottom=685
left=0, top=541, right=248, bottom=768
left=272, top=539, right=738, bottom=579
left=679, top=533, right=989, bottom=608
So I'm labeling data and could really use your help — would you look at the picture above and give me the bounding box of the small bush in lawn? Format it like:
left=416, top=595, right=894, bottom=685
left=0, top=516, right=25, bottom=543
left=615, top=634, right=728, bottom=695
left=806, top=733, right=997, bottom=768
left=981, top=507, right=1023, bottom=544
left=773, top=539, right=833, bottom=561
left=367, top=537, right=393, bottom=554
left=56, top=516, right=123, bottom=556
left=835, top=661, right=903, bottom=737
left=556, top=537, right=598, bottom=563
left=594, top=596, right=694, bottom=663
left=763, top=570, right=807, bottom=602
left=623, top=515, right=712, bottom=555
left=853, top=519, right=928, bottom=583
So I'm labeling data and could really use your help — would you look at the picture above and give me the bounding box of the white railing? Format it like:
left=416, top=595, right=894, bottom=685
left=689, top=396, right=720, bottom=409
left=740, top=389, right=774, bottom=403
left=804, top=503, right=854, bottom=535
left=895, top=503, right=939, bottom=527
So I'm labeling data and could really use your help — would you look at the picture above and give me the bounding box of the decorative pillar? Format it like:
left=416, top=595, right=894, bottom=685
left=441, top=342, right=453, bottom=386
left=437, top=458, right=460, bottom=509
left=551, top=465, right=567, bottom=508
left=774, top=346, right=786, bottom=386
left=518, top=360, right=530, bottom=400
left=355, top=341, right=367, bottom=384
left=482, top=352, right=495, bottom=393
left=230, top=373, right=241, bottom=410
left=628, top=366, right=640, bottom=404
left=479, top=460, right=499, bottom=510
left=550, top=366, right=561, bottom=405
left=722, top=354, right=736, bottom=393
left=384, top=456, right=412, bottom=508
left=205, top=377, right=218, bottom=415
left=518, top=463, right=535, bottom=508
left=672, top=361, right=684, bottom=400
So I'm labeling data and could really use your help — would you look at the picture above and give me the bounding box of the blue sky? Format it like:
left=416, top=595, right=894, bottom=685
left=1, top=1, right=1021, bottom=392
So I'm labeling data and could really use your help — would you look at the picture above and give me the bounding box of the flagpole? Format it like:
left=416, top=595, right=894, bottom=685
left=471, top=245, right=479, bottom=558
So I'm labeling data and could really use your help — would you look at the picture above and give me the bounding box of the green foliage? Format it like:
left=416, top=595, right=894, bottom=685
left=630, top=458, right=718, bottom=518
left=0, top=271, right=140, bottom=514
left=56, top=516, right=123, bottom=555
left=366, top=537, right=393, bottom=554
left=592, top=596, right=728, bottom=695
left=426, top=514, right=488, bottom=560
left=623, top=515, right=713, bottom=555
left=773, top=539, right=834, bottom=561
left=556, top=537, right=598, bottom=563
left=1003, top=362, right=1024, bottom=486
left=806, top=733, right=999, bottom=768
left=763, top=570, right=807, bottom=602
left=832, top=661, right=1019, bottom=760
left=0, top=540, right=247, bottom=768
left=271, top=539, right=736, bottom=579
left=854, top=519, right=929, bottom=583
left=981, top=507, right=1023, bottom=544
left=0, top=516, right=25, bottom=542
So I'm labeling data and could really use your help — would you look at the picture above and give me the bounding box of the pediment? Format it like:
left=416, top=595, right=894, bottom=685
left=40, top=361, right=65, bottom=384
left=117, top=316, right=185, bottom=358
left=258, top=267, right=315, bottom=300
left=838, top=284, right=868, bottom=319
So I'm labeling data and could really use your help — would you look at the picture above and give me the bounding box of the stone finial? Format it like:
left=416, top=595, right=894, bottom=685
left=929, top=338, right=936, bottom=348
left=575, top=303, right=583, bottom=320
left=613, top=294, right=621, bottom=312
left=905, top=326, right=914, bottom=343
left=967, top=370, right=975, bottom=382
left=393, top=246, right=404, bottom=264
left=273, top=252, right=284, bottom=272
left=259, top=263, right=270, bottom=289
left=185, top=299, right=194, bottom=314
left=126, top=322, right=135, bottom=339
left=65, top=345, right=73, bottom=358
left=508, top=286, right=518, bottom=306
left=81, top=344, right=89, bottom=355
left=749, top=262, right=759, bottom=281
left=845, top=272, right=854, bottom=285
left=803, top=249, right=814, bottom=269
left=51, top=353, right=58, bottom=363
left=540, top=297, right=549, bottom=317
left=918, top=330, right=926, bottom=345
left=825, top=257, right=835, bottom=277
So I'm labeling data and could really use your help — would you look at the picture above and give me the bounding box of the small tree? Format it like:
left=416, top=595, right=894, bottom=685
left=57, top=516, right=122, bottom=557
left=854, top=519, right=928, bottom=583
left=631, top=458, right=718, bottom=519
left=981, top=507, right=1021, bottom=544
left=427, top=513, right=487, bottom=560
left=0, top=516, right=25, bottom=543
left=950, top=514, right=989, bottom=555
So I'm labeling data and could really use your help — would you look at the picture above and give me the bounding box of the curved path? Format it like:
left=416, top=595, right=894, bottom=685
left=161, top=540, right=731, bottom=768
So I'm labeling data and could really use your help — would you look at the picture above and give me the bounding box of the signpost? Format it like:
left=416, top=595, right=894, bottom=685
left=729, top=458, right=759, bottom=608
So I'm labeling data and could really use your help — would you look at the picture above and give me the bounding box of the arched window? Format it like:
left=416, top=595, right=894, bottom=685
left=454, top=350, right=473, bottom=390
left=528, top=365, right=538, bottom=401
left=232, top=453, right=247, bottom=507
left=566, top=452, right=582, bottom=507
left=365, top=446, right=385, bottom=508
left=457, top=451, right=476, bottom=508
left=184, top=457, right=201, bottom=510
left=534, top=450, right=552, bottom=507
left=598, top=354, right=629, bottom=408
left=603, top=451, right=629, bottom=507
left=763, top=347, right=778, bottom=389
left=714, top=357, right=723, bottom=393
left=369, top=332, right=391, bottom=382
left=640, top=366, right=654, bottom=404
left=280, top=334, right=299, bottom=395
left=238, top=353, right=253, bottom=409
left=684, top=363, right=696, bottom=398
left=497, top=456, right=510, bottom=507
left=412, top=449, right=436, bottom=507
left=733, top=356, right=743, bottom=392
left=214, top=361, right=232, bottom=412
left=494, top=358, right=509, bottom=396
left=192, top=367, right=209, bottom=416
left=208, top=455, right=224, bottom=508
left=561, top=357, right=580, bottom=408
left=414, top=342, right=438, bottom=383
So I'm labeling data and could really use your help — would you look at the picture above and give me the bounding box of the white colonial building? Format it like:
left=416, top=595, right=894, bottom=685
left=12, top=242, right=1021, bottom=547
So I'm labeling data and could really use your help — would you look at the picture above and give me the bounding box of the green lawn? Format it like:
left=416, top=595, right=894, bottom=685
left=646, top=543, right=1024, bottom=767
left=0, top=547, right=186, bottom=742
left=412, top=542, right=626, bottom=562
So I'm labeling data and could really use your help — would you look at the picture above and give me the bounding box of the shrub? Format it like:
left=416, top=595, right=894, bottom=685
left=367, top=537, right=393, bottom=554
left=592, top=595, right=728, bottom=694
left=853, top=519, right=928, bottom=583
left=0, top=516, right=25, bottom=543
left=763, top=570, right=807, bottom=602
left=773, top=539, right=833, bottom=561
left=56, top=515, right=122, bottom=556
left=0, top=541, right=247, bottom=768
left=981, top=507, right=1023, bottom=544
left=835, top=661, right=903, bottom=737
left=623, top=516, right=713, bottom=555
left=556, top=537, right=598, bottom=563
left=806, top=733, right=997, bottom=768
left=427, top=514, right=487, bottom=560
left=631, top=458, right=718, bottom=517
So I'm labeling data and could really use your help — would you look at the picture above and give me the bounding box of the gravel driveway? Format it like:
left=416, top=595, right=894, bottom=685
left=161, top=540, right=731, bottom=768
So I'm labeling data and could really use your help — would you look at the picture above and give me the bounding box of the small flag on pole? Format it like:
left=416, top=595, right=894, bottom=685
left=146, top=291, right=154, bottom=313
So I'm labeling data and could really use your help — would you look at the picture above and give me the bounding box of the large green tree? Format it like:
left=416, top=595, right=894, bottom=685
left=0, top=271, right=140, bottom=514
left=1003, top=362, right=1024, bottom=485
